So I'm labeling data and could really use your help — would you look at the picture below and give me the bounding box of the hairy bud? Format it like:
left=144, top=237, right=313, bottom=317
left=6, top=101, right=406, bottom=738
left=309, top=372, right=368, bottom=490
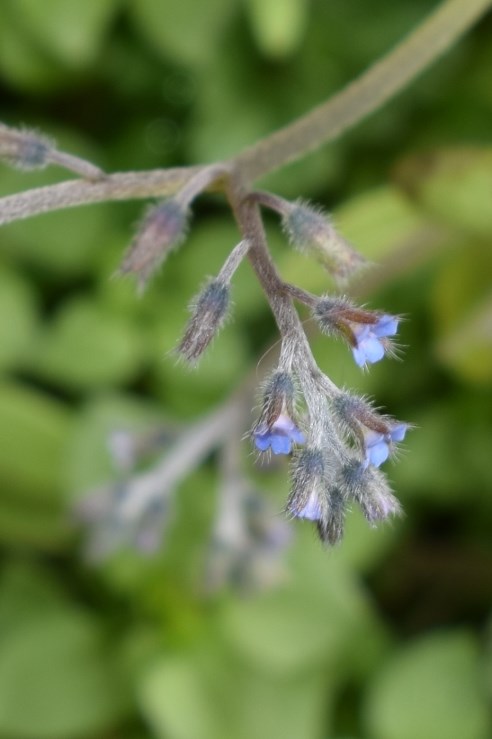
left=317, top=487, right=346, bottom=545
left=177, top=279, right=229, bottom=363
left=0, top=124, right=52, bottom=170
left=120, top=199, right=189, bottom=292
left=339, top=460, right=402, bottom=524
left=282, top=200, right=366, bottom=283
left=286, top=449, right=328, bottom=521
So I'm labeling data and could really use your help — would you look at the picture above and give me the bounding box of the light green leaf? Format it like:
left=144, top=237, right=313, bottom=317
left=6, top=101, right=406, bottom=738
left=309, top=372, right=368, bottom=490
left=0, top=609, right=126, bottom=739
left=395, top=148, right=492, bottom=237
left=0, top=381, right=73, bottom=502
left=9, top=0, right=120, bottom=68
left=245, top=0, right=309, bottom=58
left=130, top=0, right=236, bottom=67
left=0, top=266, right=38, bottom=372
left=33, top=299, right=144, bottom=390
left=364, top=631, right=491, bottom=739
left=431, top=242, right=492, bottom=384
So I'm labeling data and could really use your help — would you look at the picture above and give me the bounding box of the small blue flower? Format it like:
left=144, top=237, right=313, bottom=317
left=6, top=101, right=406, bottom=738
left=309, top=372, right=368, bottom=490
left=351, top=314, right=399, bottom=367
left=254, top=413, right=305, bottom=455
left=363, top=423, right=408, bottom=467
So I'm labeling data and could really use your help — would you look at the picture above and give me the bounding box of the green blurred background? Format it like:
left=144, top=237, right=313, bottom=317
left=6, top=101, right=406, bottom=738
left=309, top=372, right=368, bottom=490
left=0, top=0, right=491, bottom=737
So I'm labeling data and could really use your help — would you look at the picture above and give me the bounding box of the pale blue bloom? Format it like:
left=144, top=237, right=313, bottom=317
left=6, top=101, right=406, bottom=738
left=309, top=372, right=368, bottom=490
left=254, top=412, right=305, bottom=455
left=363, top=423, right=408, bottom=467
left=351, top=314, right=399, bottom=367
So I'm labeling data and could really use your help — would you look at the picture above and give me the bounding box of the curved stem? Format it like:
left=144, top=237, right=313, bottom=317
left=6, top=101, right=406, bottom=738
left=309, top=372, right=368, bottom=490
left=233, top=0, right=492, bottom=182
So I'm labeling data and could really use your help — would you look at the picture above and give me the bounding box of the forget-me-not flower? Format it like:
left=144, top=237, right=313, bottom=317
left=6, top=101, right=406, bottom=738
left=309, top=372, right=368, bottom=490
left=351, top=314, right=399, bottom=367
left=254, top=412, right=305, bottom=455
left=363, top=422, right=408, bottom=467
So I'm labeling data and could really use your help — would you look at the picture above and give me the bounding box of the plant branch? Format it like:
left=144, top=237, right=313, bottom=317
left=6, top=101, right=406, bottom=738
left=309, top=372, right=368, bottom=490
left=233, top=0, right=492, bottom=182
left=0, top=167, right=199, bottom=226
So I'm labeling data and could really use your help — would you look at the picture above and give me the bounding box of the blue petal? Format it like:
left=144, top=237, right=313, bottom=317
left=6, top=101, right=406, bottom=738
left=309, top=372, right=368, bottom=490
left=373, top=315, right=398, bottom=337
left=254, top=434, right=271, bottom=451
left=352, top=346, right=367, bottom=367
left=361, top=337, right=385, bottom=364
left=366, top=440, right=390, bottom=467
left=271, top=434, right=292, bottom=455
left=290, top=428, right=306, bottom=444
left=390, top=423, right=407, bottom=442
left=298, top=493, right=321, bottom=521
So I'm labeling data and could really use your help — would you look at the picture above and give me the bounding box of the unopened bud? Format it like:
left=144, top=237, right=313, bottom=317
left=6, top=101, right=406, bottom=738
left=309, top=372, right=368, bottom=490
left=0, top=124, right=52, bottom=170
left=282, top=200, right=366, bottom=283
left=119, top=199, right=189, bottom=292
left=317, top=488, right=346, bottom=545
left=339, top=460, right=402, bottom=524
left=261, top=371, right=295, bottom=426
left=287, top=449, right=327, bottom=522
left=178, top=279, right=229, bottom=363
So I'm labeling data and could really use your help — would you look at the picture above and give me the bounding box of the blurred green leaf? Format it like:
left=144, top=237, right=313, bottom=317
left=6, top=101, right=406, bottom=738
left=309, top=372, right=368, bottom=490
left=219, top=535, right=387, bottom=676
left=130, top=0, right=236, bottom=67
left=395, top=148, right=492, bottom=237
left=431, top=243, right=492, bottom=384
left=0, top=5, right=65, bottom=90
left=0, top=381, right=72, bottom=502
left=0, top=608, right=126, bottom=739
left=0, top=266, right=38, bottom=372
left=33, top=298, right=144, bottom=390
left=364, top=631, right=491, bottom=739
left=9, top=0, right=120, bottom=68
left=245, top=0, right=309, bottom=58
left=139, top=646, right=330, bottom=739
left=139, top=653, right=228, bottom=739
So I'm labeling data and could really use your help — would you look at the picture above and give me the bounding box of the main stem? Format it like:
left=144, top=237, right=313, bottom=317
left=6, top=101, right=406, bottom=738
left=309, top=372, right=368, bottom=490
left=233, top=0, right=492, bottom=182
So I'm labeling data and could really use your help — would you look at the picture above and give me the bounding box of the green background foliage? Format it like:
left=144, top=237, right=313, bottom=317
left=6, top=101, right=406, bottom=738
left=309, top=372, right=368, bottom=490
left=0, top=1, right=491, bottom=737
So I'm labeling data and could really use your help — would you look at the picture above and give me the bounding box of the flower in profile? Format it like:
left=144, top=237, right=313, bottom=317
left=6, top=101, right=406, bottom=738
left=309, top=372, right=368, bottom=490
left=351, top=314, right=399, bottom=367
left=253, top=371, right=305, bottom=455
left=363, top=422, right=408, bottom=468
left=332, top=392, right=409, bottom=468
left=314, top=297, right=399, bottom=368
left=254, top=412, right=305, bottom=455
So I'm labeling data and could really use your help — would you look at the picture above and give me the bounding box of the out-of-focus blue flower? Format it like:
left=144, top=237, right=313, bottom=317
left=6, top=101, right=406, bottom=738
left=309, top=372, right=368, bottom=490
left=351, top=314, right=399, bottom=367
left=363, top=422, right=408, bottom=467
left=254, top=412, right=305, bottom=455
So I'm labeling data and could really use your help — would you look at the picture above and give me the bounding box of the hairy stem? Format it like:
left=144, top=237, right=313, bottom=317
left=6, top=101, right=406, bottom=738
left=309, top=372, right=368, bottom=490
left=0, top=167, right=198, bottom=226
left=233, top=0, right=492, bottom=182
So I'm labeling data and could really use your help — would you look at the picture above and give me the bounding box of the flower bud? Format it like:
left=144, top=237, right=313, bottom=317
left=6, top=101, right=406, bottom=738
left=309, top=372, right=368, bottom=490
left=339, top=460, right=402, bottom=524
left=177, top=279, right=229, bottom=364
left=119, top=199, right=189, bottom=292
left=0, top=124, right=52, bottom=170
left=316, top=488, right=346, bottom=545
left=286, top=449, right=328, bottom=522
left=282, top=200, right=366, bottom=283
